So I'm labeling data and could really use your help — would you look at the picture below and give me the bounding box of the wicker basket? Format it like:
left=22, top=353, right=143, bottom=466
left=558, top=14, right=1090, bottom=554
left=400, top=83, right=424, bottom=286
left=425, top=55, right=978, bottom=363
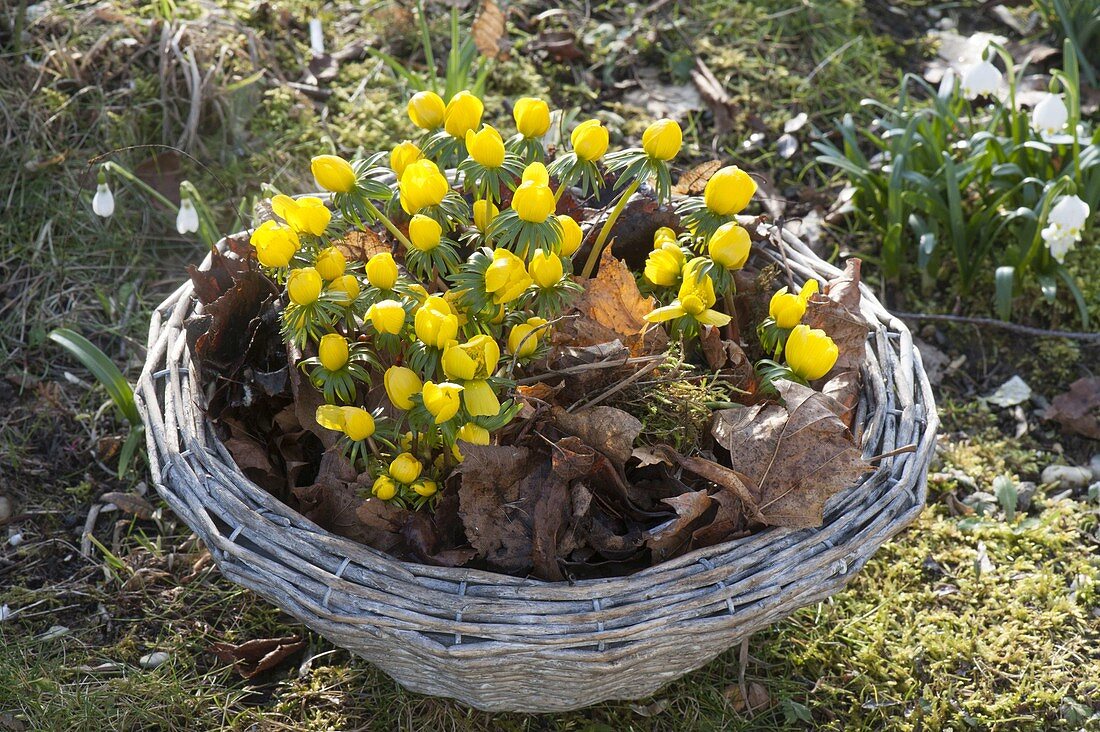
left=135, top=219, right=937, bottom=713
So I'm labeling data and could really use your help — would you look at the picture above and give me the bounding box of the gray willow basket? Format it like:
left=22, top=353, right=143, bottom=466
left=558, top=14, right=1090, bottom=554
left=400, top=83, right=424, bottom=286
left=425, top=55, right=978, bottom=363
left=135, top=218, right=937, bottom=713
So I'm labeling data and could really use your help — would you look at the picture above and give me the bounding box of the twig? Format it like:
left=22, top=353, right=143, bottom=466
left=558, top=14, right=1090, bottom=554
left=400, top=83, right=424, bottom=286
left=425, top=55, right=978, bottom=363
left=515, top=354, right=665, bottom=385
left=894, top=312, right=1100, bottom=342
left=866, top=443, right=917, bottom=462
left=568, top=357, right=664, bottom=412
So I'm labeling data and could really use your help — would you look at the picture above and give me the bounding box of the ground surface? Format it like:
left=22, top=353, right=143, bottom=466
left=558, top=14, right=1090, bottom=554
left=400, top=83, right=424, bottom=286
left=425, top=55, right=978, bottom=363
left=1, top=1, right=1099, bottom=731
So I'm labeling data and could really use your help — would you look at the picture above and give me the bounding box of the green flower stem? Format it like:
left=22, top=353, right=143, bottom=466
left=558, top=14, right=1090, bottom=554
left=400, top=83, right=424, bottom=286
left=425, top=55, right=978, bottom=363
left=580, top=177, right=641, bottom=278
left=553, top=180, right=570, bottom=203
left=360, top=196, right=414, bottom=252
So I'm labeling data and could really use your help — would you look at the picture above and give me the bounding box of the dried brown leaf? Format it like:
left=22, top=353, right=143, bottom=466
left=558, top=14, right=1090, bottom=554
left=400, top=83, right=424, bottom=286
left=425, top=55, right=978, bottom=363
left=456, top=444, right=537, bottom=574
left=550, top=405, right=641, bottom=468
left=334, top=229, right=388, bottom=264
left=1043, top=377, right=1100, bottom=440
left=209, top=636, right=305, bottom=679
left=569, top=248, right=668, bottom=356
left=673, top=160, right=723, bottom=196
left=691, top=57, right=734, bottom=135
left=472, top=0, right=506, bottom=60
left=644, top=491, right=713, bottom=562
left=803, top=259, right=869, bottom=426
left=725, top=680, right=772, bottom=713
left=99, top=492, right=154, bottom=520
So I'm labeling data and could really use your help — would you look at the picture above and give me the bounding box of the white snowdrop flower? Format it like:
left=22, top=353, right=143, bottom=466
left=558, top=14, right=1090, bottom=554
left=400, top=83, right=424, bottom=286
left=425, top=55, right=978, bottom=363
left=937, top=68, right=956, bottom=99
left=1049, top=194, right=1090, bottom=235
left=960, top=60, right=1001, bottom=99
left=92, top=182, right=115, bottom=218
left=176, top=198, right=200, bottom=234
left=1031, top=94, right=1068, bottom=138
left=1042, top=225, right=1076, bottom=264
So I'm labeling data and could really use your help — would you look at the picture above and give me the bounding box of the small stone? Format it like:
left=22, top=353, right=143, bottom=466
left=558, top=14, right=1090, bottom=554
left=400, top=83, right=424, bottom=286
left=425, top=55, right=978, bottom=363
left=1040, top=465, right=1093, bottom=491
left=985, top=375, right=1031, bottom=408
left=7, top=532, right=23, bottom=547
left=0, top=496, right=11, bottom=523
left=1015, top=481, right=1038, bottom=512
left=1089, top=454, right=1100, bottom=482
left=140, top=651, right=170, bottom=670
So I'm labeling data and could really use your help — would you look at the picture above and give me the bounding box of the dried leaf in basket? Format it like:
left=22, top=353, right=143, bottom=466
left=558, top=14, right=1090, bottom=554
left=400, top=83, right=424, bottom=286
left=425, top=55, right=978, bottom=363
left=711, top=381, right=870, bottom=528
left=549, top=405, right=642, bottom=469
left=644, top=490, right=713, bottom=562
left=186, top=235, right=255, bottom=305
left=804, top=258, right=869, bottom=426
left=456, top=443, right=539, bottom=575
left=699, top=325, right=757, bottom=393
left=565, top=248, right=668, bottom=356
left=209, top=635, right=306, bottom=679
left=402, top=489, right=477, bottom=567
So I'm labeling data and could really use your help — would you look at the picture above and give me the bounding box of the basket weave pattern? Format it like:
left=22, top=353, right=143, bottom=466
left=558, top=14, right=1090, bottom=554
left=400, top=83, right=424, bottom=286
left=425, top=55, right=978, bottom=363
left=136, top=223, right=937, bottom=712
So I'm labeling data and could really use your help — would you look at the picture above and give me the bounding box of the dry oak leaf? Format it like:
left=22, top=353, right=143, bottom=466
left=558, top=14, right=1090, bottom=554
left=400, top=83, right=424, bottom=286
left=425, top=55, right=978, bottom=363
left=472, top=0, right=506, bottom=60
left=711, top=381, right=870, bottom=528
left=1043, top=377, right=1100, bottom=440
left=571, top=247, right=668, bottom=355
left=210, top=636, right=305, bottom=679
left=333, top=228, right=389, bottom=264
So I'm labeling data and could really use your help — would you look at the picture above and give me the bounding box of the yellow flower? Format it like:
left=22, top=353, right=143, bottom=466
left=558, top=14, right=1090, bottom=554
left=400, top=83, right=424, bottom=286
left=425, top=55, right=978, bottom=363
left=521, top=161, right=550, bottom=186
left=473, top=199, right=498, bottom=232
left=318, top=333, right=349, bottom=371
left=768, top=280, right=818, bottom=329
left=408, top=90, right=446, bottom=130
left=464, top=125, right=506, bottom=168
left=785, top=324, right=839, bottom=381
left=310, top=155, right=357, bottom=193
left=704, top=165, right=757, bottom=216
left=708, top=222, right=751, bottom=270
left=457, top=422, right=490, bottom=445
left=644, top=243, right=685, bottom=287
left=406, top=283, right=429, bottom=306
left=529, top=249, right=564, bottom=288
left=399, top=159, right=450, bottom=214
left=414, top=296, right=460, bottom=348
left=444, top=90, right=484, bottom=138
left=314, top=246, right=346, bottom=281
left=287, top=267, right=323, bottom=305
left=328, top=274, right=360, bottom=305
left=511, top=181, right=555, bottom=223
left=341, top=406, right=375, bottom=441
left=389, top=452, right=423, bottom=484
left=250, top=221, right=299, bottom=268
left=514, top=97, right=551, bottom=138
left=315, top=404, right=346, bottom=432
left=644, top=257, right=731, bottom=326
left=372, top=475, right=397, bottom=500
left=642, top=118, right=682, bottom=161
left=411, top=478, right=437, bottom=497
left=271, top=195, right=332, bottom=236
left=384, top=366, right=422, bottom=410
left=366, top=299, right=406, bottom=335
left=484, top=249, right=533, bottom=304
left=365, top=252, right=398, bottom=290
left=422, top=381, right=463, bottom=424
left=652, top=226, right=677, bottom=249
left=557, top=215, right=583, bottom=256
left=507, top=316, right=548, bottom=358
left=408, top=214, right=442, bottom=252
left=390, top=140, right=421, bottom=178
left=462, top=379, right=500, bottom=417
left=442, top=335, right=500, bottom=381
left=571, top=119, right=609, bottom=161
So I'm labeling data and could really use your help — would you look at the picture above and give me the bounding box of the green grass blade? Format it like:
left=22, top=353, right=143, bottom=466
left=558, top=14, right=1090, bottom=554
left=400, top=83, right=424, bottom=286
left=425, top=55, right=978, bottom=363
left=49, top=328, right=140, bottom=426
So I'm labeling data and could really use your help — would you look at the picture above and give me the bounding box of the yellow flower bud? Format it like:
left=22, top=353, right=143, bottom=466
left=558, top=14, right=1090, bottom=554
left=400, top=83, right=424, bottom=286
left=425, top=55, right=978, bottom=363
left=271, top=195, right=332, bottom=236
left=557, top=215, right=583, bottom=256
left=390, top=140, right=421, bottom=178
left=464, top=125, right=506, bottom=168
left=310, top=155, right=357, bottom=193
left=444, top=90, right=484, bottom=138
left=644, top=243, right=685, bottom=287
left=366, top=299, right=406, bottom=335
left=317, top=333, right=349, bottom=371
left=462, top=379, right=500, bottom=417
left=457, top=422, right=491, bottom=445
left=769, top=287, right=806, bottom=329
left=287, top=267, right=323, bottom=305
left=372, top=474, right=398, bottom=500
left=708, top=222, right=751, bottom=270
left=389, top=452, right=423, bottom=484
left=384, top=366, right=422, bottom=410
left=315, top=404, right=346, bottom=432
left=652, top=226, right=677, bottom=249
left=414, top=296, right=460, bottom=348
left=314, top=246, right=346, bottom=281
left=473, top=199, right=498, bottom=232
left=513, top=97, right=551, bottom=138
left=399, top=159, right=450, bottom=215
left=442, top=335, right=501, bottom=381
left=250, top=220, right=299, bottom=268
left=406, top=283, right=429, bottom=306
left=365, top=252, right=398, bottom=290
left=412, top=478, right=438, bottom=497
left=571, top=119, right=609, bottom=161
left=422, top=381, right=463, bottom=424
left=511, top=180, right=555, bottom=223
left=408, top=214, right=442, bottom=252
left=529, top=248, right=564, bottom=289
left=484, top=249, right=533, bottom=304
left=328, top=274, right=360, bottom=305
left=785, top=324, right=839, bottom=381
left=521, top=162, right=550, bottom=186
left=507, top=317, right=548, bottom=358
left=340, top=406, right=375, bottom=441
left=642, top=118, right=682, bottom=161
left=704, top=165, right=757, bottom=216
left=408, top=90, right=445, bottom=130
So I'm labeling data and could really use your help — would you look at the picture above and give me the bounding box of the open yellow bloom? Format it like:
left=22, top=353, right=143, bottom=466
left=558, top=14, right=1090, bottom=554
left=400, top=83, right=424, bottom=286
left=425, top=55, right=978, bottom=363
left=442, top=335, right=500, bottom=381
left=473, top=199, right=498, bottom=232
left=769, top=279, right=818, bottom=329
left=250, top=220, right=299, bottom=268
left=414, top=296, right=460, bottom=348
left=465, top=125, right=505, bottom=168
left=521, top=161, right=550, bottom=186
left=512, top=180, right=555, bottom=223
left=365, top=252, right=398, bottom=290
left=708, top=222, right=751, bottom=270
left=444, top=90, right=484, bottom=138
left=652, top=227, right=678, bottom=249
left=389, top=452, right=423, bottom=484
left=408, top=90, right=445, bottom=130
left=384, top=366, right=422, bottom=410
left=314, top=246, right=346, bottom=281
left=328, top=274, right=360, bottom=305
left=422, top=381, right=463, bottom=424
left=484, top=249, right=533, bottom=304
left=390, top=140, right=421, bottom=178
left=514, top=97, right=551, bottom=138
left=310, top=155, right=356, bottom=193
left=314, top=404, right=346, bottom=432
left=408, top=214, right=442, bottom=252
left=642, top=118, right=682, bottom=161
left=271, top=195, right=332, bottom=236
left=704, top=165, right=757, bottom=215
left=557, top=215, right=583, bottom=256
left=372, top=475, right=397, bottom=500
left=399, top=159, right=449, bottom=214
left=644, top=257, right=731, bottom=326
left=529, top=249, right=564, bottom=288
left=341, top=407, right=375, bottom=441
left=287, top=267, right=322, bottom=305
left=785, top=324, right=839, bottom=381
left=644, top=243, right=685, bottom=287
left=507, top=316, right=548, bottom=358
left=318, top=333, right=349, bottom=371
left=366, top=299, right=406, bottom=335
left=571, top=119, right=609, bottom=161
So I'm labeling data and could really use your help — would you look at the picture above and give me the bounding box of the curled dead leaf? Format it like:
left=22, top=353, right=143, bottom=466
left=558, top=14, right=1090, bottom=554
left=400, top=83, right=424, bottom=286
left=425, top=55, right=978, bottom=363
left=209, top=635, right=306, bottom=679
left=99, top=492, right=154, bottom=520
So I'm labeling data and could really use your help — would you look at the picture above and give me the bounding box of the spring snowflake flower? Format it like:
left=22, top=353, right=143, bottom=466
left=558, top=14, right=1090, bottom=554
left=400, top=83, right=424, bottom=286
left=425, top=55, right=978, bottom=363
left=960, top=60, right=1001, bottom=99
left=1041, top=194, right=1090, bottom=264
left=176, top=198, right=199, bottom=234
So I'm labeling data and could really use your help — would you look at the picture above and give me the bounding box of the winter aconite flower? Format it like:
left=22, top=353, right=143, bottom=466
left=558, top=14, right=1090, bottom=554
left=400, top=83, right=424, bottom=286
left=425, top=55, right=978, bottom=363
left=409, top=214, right=442, bottom=252
left=329, top=274, right=360, bottom=305
left=785, top=324, right=838, bottom=381
left=512, top=179, right=556, bottom=223
left=960, top=60, right=1001, bottom=99
left=473, top=199, right=498, bottom=232
left=422, top=381, right=463, bottom=424
left=372, top=475, right=397, bottom=500
left=769, top=279, right=819, bottom=329
left=390, top=140, right=422, bottom=178
left=442, top=335, right=500, bottom=381
left=444, top=90, right=484, bottom=139
left=318, top=333, right=349, bottom=371
left=310, top=155, right=357, bottom=193
left=315, top=405, right=375, bottom=441
left=457, top=422, right=490, bottom=445
left=507, top=317, right=549, bottom=358
left=389, top=453, right=423, bottom=484
left=314, top=246, right=346, bottom=281
left=1031, top=94, right=1068, bottom=138
left=708, top=222, right=751, bottom=270
left=176, top=198, right=199, bottom=234
left=529, top=249, right=564, bottom=288
left=411, top=479, right=438, bottom=497
left=1042, top=194, right=1091, bottom=263
left=641, top=118, right=682, bottom=161
left=287, top=267, right=323, bottom=305
left=365, top=252, right=399, bottom=290
left=250, top=221, right=299, bottom=268
left=484, top=249, right=533, bottom=304
left=644, top=243, right=685, bottom=287
left=414, top=296, right=460, bottom=348
left=408, top=90, right=446, bottom=130
left=366, top=299, right=406, bottom=335
left=644, top=257, right=731, bottom=327
left=514, top=97, right=551, bottom=138
left=399, top=159, right=449, bottom=214
left=465, top=125, right=506, bottom=168
left=704, top=166, right=757, bottom=216
left=571, top=119, right=609, bottom=161
left=652, top=227, right=677, bottom=248
left=271, top=195, right=332, bottom=236
left=557, top=215, right=583, bottom=256
left=384, top=366, right=422, bottom=410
